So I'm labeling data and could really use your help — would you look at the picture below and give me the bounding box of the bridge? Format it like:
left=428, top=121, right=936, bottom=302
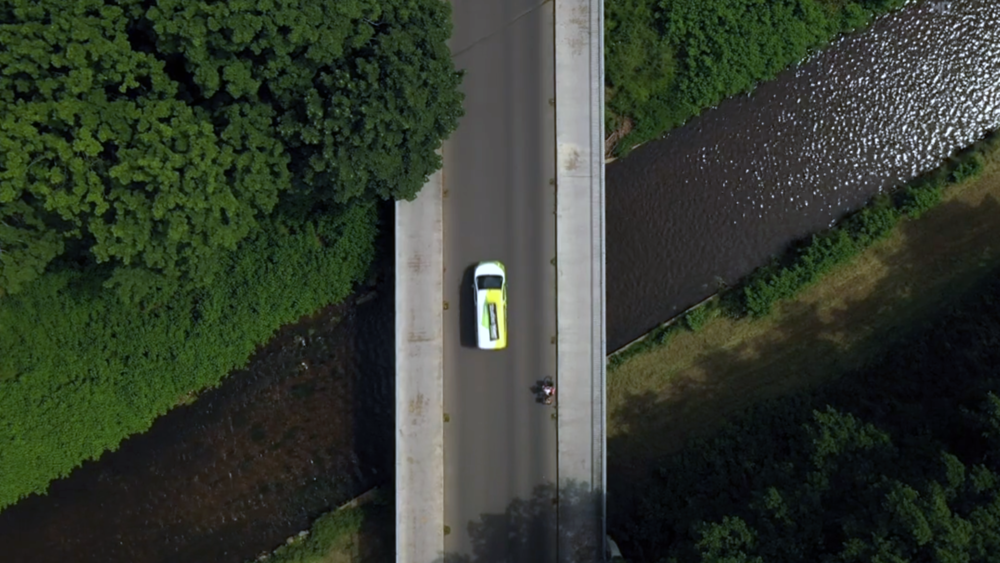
left=395, top=0, right=605, bottom=559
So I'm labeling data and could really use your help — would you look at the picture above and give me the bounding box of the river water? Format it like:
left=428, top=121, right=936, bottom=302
left=606, top=0, right=1000, bottom=351
left=0, top=236, right=396, bottom=563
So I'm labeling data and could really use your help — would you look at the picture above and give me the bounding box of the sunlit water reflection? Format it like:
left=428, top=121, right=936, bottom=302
left=607, top=0, right=1000, bottom=350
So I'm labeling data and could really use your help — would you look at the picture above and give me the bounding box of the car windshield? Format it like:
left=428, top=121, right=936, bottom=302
left=476, top=275, right=503, bottom=290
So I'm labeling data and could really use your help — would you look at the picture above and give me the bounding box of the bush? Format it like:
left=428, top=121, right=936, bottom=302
left=682, top=303, right=716, bottom=332
left=256, top=493, right=393, bottom=563
left=737, top=228, right=860, bottom=318
left=898, top=180, right=945, bottom=219
left=260, top=509, right=365, bottom=563
left=949, top=153, right=986, bottom=184
left=605, top=0, right=675, bottom=113
left=0, top=203, right=378, bottom=511
left=254, top=490, right=391, bottom=563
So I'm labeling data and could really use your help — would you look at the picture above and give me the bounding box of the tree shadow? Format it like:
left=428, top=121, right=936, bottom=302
left=606, top=191, right=1000, bottom=560
left=459, top=264, right=478, bottom=348
left=434, top=479, right=604, bottom=563
left=341, top=492, right=396, bottom=563
left=352, top=202, right=397, bottom=495
left=348, top=202, right=398, bottom=561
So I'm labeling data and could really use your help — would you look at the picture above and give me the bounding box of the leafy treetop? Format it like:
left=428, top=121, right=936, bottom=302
left=0, top=0, right=463, bottom=297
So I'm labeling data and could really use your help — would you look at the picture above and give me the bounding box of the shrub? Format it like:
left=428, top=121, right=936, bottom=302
left=255, top=490, right=391, bottom=563
left=898, top=182, right=944, bottom=219
left=682, top=303, right=716, bottom=332
left=949, top=153, right=986, bottom=184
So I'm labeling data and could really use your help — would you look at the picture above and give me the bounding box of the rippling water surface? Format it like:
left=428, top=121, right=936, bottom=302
left=607, top=0, right=1000, bottom=350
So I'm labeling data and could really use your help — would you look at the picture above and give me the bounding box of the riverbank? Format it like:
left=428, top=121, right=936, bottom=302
left=605, top=0, right=1000, bottom=351
left=250, top=489, right=392, bottom=563
left=0, top=204, right=380, bottom=512
left=0, top=285, right=396, bottom=562
left=607, top=128, right=1000, bottom=485
left=604, top=0, right=908, bottom=158
left=614, top=268, right=1000, bottom=561
left=0, top=204, right=398, bottom=562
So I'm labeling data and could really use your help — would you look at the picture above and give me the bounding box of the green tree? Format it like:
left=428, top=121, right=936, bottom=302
left=0, top=0, right=463, bottom=296
left=144, top=0, right=464, bottom=204
left=693, top=516, right=764, bottom=563
left=0, top=0, right=288, bottom=295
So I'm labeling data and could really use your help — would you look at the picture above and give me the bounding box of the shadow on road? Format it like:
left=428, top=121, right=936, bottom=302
left=459, top=265, right=478, bottom=348
left=435, top=479, right=604, bottom=563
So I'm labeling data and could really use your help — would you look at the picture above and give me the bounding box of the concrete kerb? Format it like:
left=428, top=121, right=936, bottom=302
left=395, top=157, right=445, bottom=563
left=554, top=0, right=606, bottom=559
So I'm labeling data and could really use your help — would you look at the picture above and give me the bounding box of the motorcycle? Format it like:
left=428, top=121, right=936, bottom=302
left=539, top=376, right=555, bottom=405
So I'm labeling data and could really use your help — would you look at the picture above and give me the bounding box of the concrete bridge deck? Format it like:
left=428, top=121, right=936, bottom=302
left=395, top=0, right=604, bottom=559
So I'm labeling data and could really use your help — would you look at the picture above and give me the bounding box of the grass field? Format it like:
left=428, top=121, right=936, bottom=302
left=607, top=149, right=1000, bottom=482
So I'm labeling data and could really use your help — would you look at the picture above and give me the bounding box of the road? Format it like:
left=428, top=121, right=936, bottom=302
left=442, top=0, right=558, bottom=560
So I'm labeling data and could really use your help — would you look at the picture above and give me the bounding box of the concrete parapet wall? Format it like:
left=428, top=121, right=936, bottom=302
left=395, top=165, right=445, bottom=563
left=554, top=0, right=606, bottom=559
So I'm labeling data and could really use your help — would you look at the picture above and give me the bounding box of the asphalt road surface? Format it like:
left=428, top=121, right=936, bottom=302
left=442, top=0, right=558, bottom=560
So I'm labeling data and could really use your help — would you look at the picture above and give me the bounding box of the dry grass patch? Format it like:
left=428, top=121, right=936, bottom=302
left=608, top=152, right=1000, bottom=473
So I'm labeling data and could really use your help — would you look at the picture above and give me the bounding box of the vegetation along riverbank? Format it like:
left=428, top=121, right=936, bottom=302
left=250, top=489, right=392, bottom=563
left=604, top=0, right=908, bottom=158
left=607, top=128, right=1000, bottom=557
left=0, top=0, right=463, bottom=512
left=613, top=267, right=1000, bottom=561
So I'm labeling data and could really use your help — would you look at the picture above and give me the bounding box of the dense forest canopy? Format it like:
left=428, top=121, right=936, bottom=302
left=0, top=0, right=463, bottom=297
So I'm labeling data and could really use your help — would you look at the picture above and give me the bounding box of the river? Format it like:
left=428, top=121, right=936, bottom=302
left=607, top=0, right=1000, bottom=351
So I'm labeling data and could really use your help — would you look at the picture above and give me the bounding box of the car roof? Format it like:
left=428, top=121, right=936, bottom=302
left=474, top=261, right=505, bottom=278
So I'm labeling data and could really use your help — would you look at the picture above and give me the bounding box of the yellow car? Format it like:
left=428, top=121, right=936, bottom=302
left=472, top=261, right=507, bottom=350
